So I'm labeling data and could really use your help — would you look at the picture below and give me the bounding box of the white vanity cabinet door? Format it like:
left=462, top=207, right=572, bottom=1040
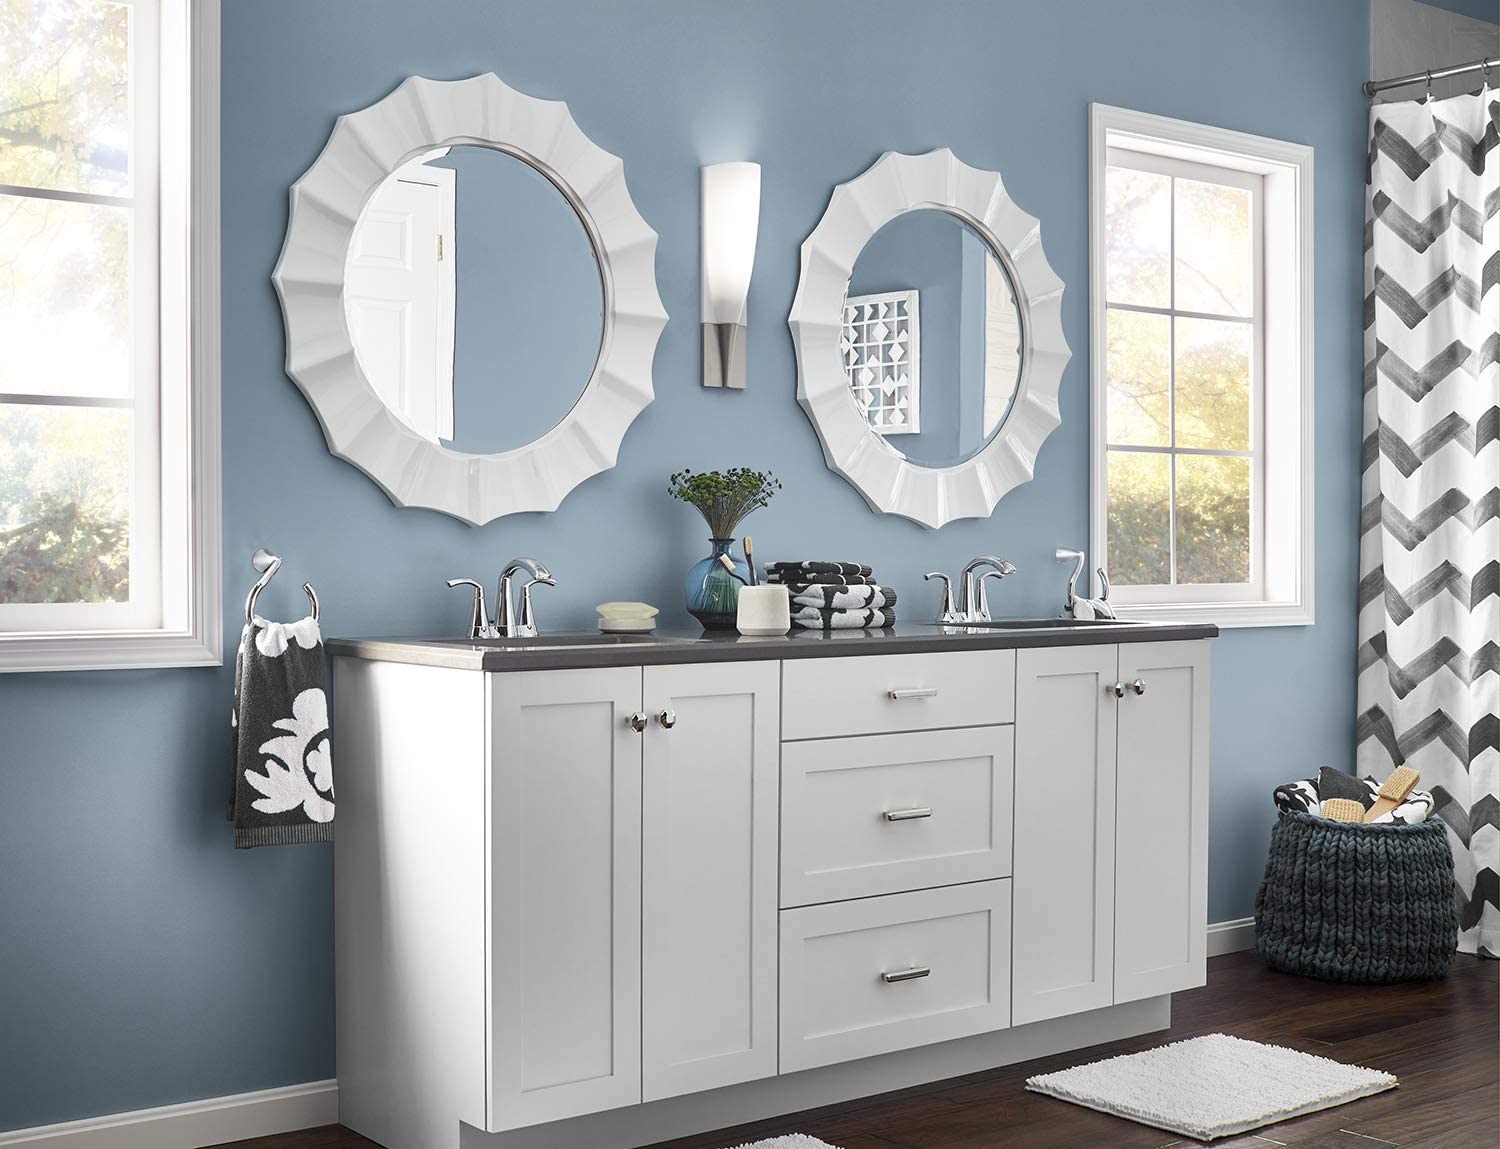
left=487, top=667, right=643, bottom=1131
left=641, top=661, right=780, bottom=1102
left=1114, top=640, right=1210, bottom=1004
left=1011, top=644, right=1118, bottom=1026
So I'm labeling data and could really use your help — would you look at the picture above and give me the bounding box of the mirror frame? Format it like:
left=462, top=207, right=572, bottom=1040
left=273, top=74, right=667, bottom=525
left=788, top=149, right=1070, bottom=529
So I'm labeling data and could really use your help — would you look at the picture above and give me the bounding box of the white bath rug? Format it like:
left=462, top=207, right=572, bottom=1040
left=1025, top=1033, right=1397, bottom=1142
left=725, top=1137, right=840, bottom=1149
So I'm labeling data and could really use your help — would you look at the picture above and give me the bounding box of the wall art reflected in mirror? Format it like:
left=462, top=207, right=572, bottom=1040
left=344, top=145, right=603, bottom=456
left=843, top=209, right=1022, bottom=469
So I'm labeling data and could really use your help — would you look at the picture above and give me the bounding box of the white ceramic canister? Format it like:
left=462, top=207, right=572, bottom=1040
left=736, top=585, right=790, bottom=635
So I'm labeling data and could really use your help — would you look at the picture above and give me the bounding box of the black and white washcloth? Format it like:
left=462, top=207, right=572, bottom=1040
left=1272, top=766, right=1433, bottom=825
left=792, top=585, right=898, bottom=611
left=768, top=561, right=873, bottom=578
left=229, top=616, right=335, bottom=848
left=792, top=607, right=897, bottom=630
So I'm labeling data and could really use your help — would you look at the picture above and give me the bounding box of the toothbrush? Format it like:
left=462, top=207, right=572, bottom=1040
left=744, top=536, right=758, bottom=586
left=717, top=553, right=750, bottom=586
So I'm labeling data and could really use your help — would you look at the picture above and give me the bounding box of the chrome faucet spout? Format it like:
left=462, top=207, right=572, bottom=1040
left=497, top=558, right=554, bottom=638
left=958, top=555, right=1016, bottom=622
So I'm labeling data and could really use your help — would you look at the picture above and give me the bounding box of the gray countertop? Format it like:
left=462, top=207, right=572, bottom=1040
left=326, top=618, right=1219, bottom=672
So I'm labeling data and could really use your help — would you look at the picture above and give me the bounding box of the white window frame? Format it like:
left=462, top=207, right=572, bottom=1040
left=1089, top=104, right=1314, bottom=628
left=0, top=0, right=221, bottom=671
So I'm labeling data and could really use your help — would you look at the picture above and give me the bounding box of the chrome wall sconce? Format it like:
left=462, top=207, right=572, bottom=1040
left=700, top=162, right=761, bottom=389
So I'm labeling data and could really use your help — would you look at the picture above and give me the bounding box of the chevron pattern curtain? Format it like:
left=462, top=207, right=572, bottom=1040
left=1360, top=85, right=1499, bottom=957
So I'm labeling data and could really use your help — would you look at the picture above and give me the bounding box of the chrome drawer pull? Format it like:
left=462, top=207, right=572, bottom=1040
left=888, top=687, right=939, bottom=700
left=883, top=807, right=933, bottom=822
left=881, top=965, right=931, bottom=984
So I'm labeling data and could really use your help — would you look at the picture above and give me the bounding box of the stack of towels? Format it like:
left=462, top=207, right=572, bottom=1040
left=766, top=561, right=898, bottom=630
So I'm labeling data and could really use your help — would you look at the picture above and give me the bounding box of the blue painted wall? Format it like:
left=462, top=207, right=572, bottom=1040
left=0, top=0, right=1370, bottom=1130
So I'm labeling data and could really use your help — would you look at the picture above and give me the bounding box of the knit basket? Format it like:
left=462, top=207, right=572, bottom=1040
left=1255, top=810, right=1457, bottom=983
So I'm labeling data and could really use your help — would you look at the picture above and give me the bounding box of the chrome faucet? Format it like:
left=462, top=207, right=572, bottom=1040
left=925, top=556, right=1017, bottom=624
left=959, top=555, right=1017, bottom=622
left=445, top=557, right=556, bottom=639
left=496, top=557, right=556, bottom=638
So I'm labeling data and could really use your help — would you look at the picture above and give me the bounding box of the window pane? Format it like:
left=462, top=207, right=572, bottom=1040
left=1107, top=450, right=1170, bottom=586
left=1174, top=177, right=1251, bottom=317
left=0, top=403, right=129, bottom=605
left=1176, top=454, right=1250, bottom=585
left=1105, top=166, right=1169, bottom=308
left=1174, top=316, right=1250, bottom=450
left=0, top=193, right=130, bottom=398
left=1106, top=308, right=1170, bottom=447
left=0, top=0, right=130, bottom=197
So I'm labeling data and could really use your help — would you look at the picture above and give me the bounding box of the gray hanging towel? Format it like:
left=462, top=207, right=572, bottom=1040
left=229, top=615, right=334, bottom=848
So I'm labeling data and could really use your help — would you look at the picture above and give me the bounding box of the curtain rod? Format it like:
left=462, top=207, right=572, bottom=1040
left=1364, top=54, right=1496, bottom=97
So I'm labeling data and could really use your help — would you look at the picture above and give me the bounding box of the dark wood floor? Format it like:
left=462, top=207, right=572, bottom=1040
left=219, top=951, right=1498, bottom=1149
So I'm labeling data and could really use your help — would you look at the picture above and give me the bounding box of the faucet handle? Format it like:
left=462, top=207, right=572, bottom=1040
left=924, top=571, right=960, bottom=624
left=446, top=578, right=492, bottom=639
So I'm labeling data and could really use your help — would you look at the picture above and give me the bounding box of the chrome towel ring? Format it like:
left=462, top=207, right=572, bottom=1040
left=244, top=548, right=320, bottom=623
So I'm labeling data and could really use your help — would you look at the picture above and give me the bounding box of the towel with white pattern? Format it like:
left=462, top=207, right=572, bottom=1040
left=792, top=585, right=898, bottom=610
left=792, top=606, right=896, bottom=629
left=768, top=561, right=872, bottom=577
left=1273, top=765, right=1432, bottom=824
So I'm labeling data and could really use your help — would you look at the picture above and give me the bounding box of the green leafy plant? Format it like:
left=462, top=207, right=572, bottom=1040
left=667, top=467, right=781, bottom=539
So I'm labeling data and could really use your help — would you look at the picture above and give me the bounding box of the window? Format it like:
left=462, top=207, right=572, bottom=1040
left=1090, top=105, right=1313, bottom=627
left=0, top=0, right=219, bottom=671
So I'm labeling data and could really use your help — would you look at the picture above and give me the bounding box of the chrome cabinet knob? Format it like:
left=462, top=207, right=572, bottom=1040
left=657, top=709, right=677, bottom=730
left=627, top=712, right=648, bottom=733
left=1130, top=678, right=1146, bottom=696
left=1108, top=681, right=1126, bottom=699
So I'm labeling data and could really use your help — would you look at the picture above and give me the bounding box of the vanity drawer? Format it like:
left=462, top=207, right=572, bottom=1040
left=781, top=727, right=1013, bottom=906
left=778, top=880, right=1011, bottom=1073
left=781, top=650, right=1015, bottom=740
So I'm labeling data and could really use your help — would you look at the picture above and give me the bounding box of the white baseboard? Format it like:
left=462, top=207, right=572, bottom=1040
left=0, top=1080, right=337, bottom=1148
left=1208, top=916, right=1256, bottom=957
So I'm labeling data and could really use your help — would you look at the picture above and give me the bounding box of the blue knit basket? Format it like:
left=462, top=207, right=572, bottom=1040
left=1255, top=810, right=1457, bottom=983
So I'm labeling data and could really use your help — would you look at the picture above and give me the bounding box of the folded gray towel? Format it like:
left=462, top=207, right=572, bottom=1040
left=769, top=561, right=873, bottom=577
left=229, top=616, right=334, bottom=848
left=792, top=606, right=896, bottom=629
left=769, top=574, right=879, bottom=587
left=792, top=585, right=898, bottom=610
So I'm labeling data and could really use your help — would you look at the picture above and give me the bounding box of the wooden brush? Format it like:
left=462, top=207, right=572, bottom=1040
left=1364, top=766, right=1420, bottom=823
left=1320, top=798, right=1366, bottom=823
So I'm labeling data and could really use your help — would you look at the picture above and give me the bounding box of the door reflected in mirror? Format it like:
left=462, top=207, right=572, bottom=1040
left=344, top=145, right=603, bottom=455
left=844, top=210, right=1023, bottom=468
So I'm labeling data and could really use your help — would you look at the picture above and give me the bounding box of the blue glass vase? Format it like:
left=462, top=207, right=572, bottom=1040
left=686, top=538, right=751, bottom=630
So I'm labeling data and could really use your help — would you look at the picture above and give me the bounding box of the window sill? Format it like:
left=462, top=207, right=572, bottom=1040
left=0, top=630, right=223, bottom=674
left=1110, top=599, right=1314, bottom=629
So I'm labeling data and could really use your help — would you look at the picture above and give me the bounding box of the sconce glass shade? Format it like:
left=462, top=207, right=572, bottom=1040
left=701, top=162, right=760, bottom=388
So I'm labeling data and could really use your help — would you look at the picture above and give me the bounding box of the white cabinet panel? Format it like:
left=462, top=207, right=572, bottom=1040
left=781, top=650, right=1015, bottom=740
left=1114, top=640, right=1210, bottom=1003
left=642, top=662, right=780, bottom=1102
left=779, top=881, right=1012, bottom=1073
left=488, top=667, right=643, bottom=1130
left=781, top=726, right=1014, bottom=906
left=1012, top=645, right=1118, bottom=1026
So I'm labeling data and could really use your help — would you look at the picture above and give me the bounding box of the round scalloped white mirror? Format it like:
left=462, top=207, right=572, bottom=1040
left=789, top=149, right=1071, bottom=529
left=273, top=75, right=666, bottom=526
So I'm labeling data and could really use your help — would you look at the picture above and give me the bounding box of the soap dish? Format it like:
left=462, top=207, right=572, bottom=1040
left=599, top=617, right=656, bottom=634
left=596, top=601, right=659, bottom=634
